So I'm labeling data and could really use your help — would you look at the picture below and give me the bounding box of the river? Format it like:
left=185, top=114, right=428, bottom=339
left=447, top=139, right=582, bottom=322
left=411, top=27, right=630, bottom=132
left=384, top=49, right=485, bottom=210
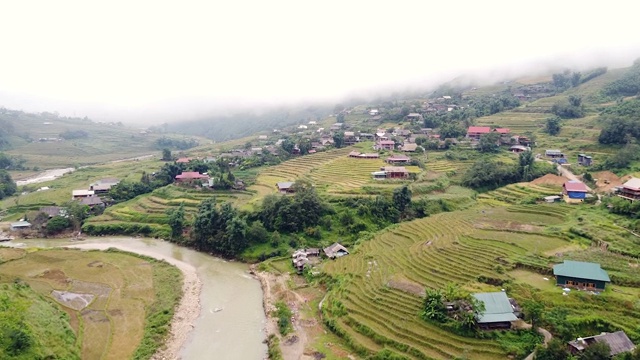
left=15, top=167, right=75, bottom=186
left=5, top=237, right=268, bottom=360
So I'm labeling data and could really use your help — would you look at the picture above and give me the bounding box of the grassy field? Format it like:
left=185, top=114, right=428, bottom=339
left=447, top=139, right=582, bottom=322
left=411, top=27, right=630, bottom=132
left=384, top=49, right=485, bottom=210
left=0, top=247, right=182, bottom=359
left=320, top=205, right=577, bottom=359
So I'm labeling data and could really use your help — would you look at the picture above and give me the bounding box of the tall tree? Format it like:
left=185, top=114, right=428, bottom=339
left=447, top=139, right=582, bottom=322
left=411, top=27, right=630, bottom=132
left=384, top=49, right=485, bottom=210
left=333, top=132, right=345, bottom=148
left=393, top=185, right=412, bottom=213
left=167, top=203, right=185, bottom=239
left=545, top=116, right=562, bottom=136
left=0, top=170, right=17, bottom=200
left=478, top=132, right=501, bottom=153
left=161, top=148, right=172, bottom=161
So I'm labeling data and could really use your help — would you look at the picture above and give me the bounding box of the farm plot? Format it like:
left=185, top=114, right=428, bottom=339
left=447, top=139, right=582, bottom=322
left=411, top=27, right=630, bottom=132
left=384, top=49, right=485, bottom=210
left=474, top=111, right=547, bottom=133
left=477, top=183, right=561, bottom=205
left=321, top=207, right=569, bottom=359
left=0, top=248, right=181, bottom=360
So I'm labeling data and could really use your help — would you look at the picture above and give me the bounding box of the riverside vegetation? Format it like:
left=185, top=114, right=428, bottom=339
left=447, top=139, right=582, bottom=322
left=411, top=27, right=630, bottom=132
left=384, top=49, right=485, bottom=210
left=2, top=61, right=640, bottom=359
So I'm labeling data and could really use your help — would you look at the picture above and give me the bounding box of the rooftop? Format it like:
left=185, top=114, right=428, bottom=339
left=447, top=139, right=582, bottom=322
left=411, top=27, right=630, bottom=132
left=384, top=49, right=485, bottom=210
left=277, top=181, right=294, bottom=190
left=564, top=180, right=589, bottom=193
left=175, top=172, right=209, bottom=179
left=553, top=260, right=610, bottom=282
left=568, top=331, right=635, bottom=356
left=467, top=126, right=491, bottom=134
left=472, top=292, right=518, bottom=323
left=623, top=177, right=640, bottom=191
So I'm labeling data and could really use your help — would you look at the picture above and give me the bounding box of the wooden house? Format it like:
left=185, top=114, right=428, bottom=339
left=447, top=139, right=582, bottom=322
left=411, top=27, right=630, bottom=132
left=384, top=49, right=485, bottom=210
left=276, top=182, right=295, bottom=194
left=545, top=149, right=564, bottom=158
left=324, top=243, right=349, bottom=259
left=401, top=143, right=418, bottom=152
left=10, top=221, right=32, bottom=231
left=568, top=331, right=635, bottom=357
left=472, top=292, right=518, bottom=329
left=175, top=172, right=210, bottom=183
left=553, top=260, right=610, bottom=291
left=377, top=140, right=395, bottom=150
left=618, top=177, right=640, bottom=201
left=386, top=155, right=411, bottom=164
left=577, top=153, right=592, bottom=166
left=378, top=166, right=408, bottom=179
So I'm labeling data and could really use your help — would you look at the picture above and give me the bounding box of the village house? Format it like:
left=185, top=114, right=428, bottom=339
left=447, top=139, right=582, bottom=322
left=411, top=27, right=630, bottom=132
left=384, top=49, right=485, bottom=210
left=359, top=133, right=375, bottom=141
left=577, top=153, right=593, bottom=166
left=369, top=109, right=379, bottom=116
left=568, top=331, right=635, bottom=357
left=90, top=178, right=120, bottom=194
left=176, top=157, right=193, bottom=164
left=324, top=243, right=349, bottom=259
left=372, top=166, right=409, bottom=180
left=376, top=140, right=395, bottom=151
left=466, top=126, right=491, bottom=140
left=386, top=154, right=411, bottom=164
left=509, top=145, right=528, bottom=153
left=291, top=248, right=321, bottom=272
left=401, top=143, right=418, bottom=152
left=174, top=172, right=210, bottom=183
left=393, top=129, right=412, bottom=137
left=258, top=135, right=268, bottom=140
left=405, top=113, right=423, bottom=123
left=276, top=181, right=295, bottom=194
left=39, top=206, right=64, bottom=218
left=72, top=189, right=95, bottom=200
left=298, top=125, right=308, bottom=129
left=553, top=260, right=610, bottom=291
left=330, top=123, right=343, bottom=131
left=545, top=149, right=565, bottom=158
left=10, top=221, right=32, bottom=231
left=472, top=292, right=519, bottom=330
left=344, top=131, right=357, bottom=145
left=618, top=177, right=640, bottom=201
left=78, top=196, right=105, bottom=208
left=563, top=180, right=589, bottom=201
left=308, top=121, right=317, bottom=125
left=349, top=151, right=379, bottom=159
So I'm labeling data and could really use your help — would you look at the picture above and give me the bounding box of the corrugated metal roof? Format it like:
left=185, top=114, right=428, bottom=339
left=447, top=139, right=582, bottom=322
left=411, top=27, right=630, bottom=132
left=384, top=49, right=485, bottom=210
left=553, top=260, right=610, bottom=282
left=623, top=177, right=640, bottom=191
left=564, top=180, right=588, bottom=192
left=472, top=292, right=518, bottom=323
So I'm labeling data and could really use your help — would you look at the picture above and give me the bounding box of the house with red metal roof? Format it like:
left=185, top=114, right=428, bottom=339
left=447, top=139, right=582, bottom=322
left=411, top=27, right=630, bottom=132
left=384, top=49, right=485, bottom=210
left=466, top=126, right=510, bottom=140
left=563, top=180, right=589, bottom=200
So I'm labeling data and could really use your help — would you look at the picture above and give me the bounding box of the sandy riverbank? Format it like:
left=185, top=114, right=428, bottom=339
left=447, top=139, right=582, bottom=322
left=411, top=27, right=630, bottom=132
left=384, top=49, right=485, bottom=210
left=152, top=261, right=202, bottom=360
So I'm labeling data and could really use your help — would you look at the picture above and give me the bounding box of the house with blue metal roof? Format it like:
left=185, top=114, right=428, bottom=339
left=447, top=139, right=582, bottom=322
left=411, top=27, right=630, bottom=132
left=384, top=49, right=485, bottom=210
left=472, top=292, right=518, bottom=329
left=553, top=260, right=610, bottom=291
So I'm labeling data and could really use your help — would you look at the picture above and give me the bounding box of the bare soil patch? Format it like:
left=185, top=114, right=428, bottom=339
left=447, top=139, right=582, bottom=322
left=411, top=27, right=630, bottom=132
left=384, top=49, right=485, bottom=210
left=530, top=174, right=569, bottom=186
left=52, top=290, right=95, bottom=311
left=38, top=268, right=70, bottom=286
left=387, top=277, right=425, bottom=297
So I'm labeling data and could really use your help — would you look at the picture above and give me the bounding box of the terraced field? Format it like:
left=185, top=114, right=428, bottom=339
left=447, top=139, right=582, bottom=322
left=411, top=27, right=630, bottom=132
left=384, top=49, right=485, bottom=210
left=84, top=185, right=254, bottom=236
left=474, top=111, right=547, bottom=133
left=322, top=206, right=571, bottom=359
left=249, top=148, right=422, bottom=203
left=477, top=183, right=561, bottom=205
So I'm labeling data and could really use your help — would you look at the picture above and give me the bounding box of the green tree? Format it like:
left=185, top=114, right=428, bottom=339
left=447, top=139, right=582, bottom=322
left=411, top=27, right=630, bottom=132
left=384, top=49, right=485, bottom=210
left=581, top=341, right=611, bottom=360
left=161, top=148, right=172, bottom=161
left=0, top=170, right=17, bottom=200
left=518, top=151, right=536, bottom=181
left=46, top=216, right=70, bottom=235
left=545, top=116, right=562, bottom=136
left=534, top=339, right=569, bottom=360
left=247, top=221, right=269, bottom=243
left=167, top=203, right=185, bottom=239
left=281, top=139, right=295, bottom=154
left=63, top=201, right=89, bottom=231
left=336, top=112, right=345, bottom=123
left=393, top=185, right=412, bottom=213
left=522, top=299, right=544, bottom=330
left=333, top=132, right=345, bottom=148
left=478, top=132, right=501, bottom=153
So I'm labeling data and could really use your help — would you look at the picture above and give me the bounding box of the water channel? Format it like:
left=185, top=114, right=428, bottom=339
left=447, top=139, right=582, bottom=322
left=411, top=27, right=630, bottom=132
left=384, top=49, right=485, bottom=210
left=5, top=237, right=267, bottom=360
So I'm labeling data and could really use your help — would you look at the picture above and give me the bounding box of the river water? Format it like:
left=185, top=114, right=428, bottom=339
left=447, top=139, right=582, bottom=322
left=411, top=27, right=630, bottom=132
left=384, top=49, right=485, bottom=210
left=5, top=237, right=267, bottom=360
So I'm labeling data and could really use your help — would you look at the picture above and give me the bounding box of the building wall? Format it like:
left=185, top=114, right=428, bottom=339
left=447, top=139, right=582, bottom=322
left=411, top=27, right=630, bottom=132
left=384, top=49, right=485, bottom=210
left=567, top=191, right=586, bottom=199
left=556, top=275, right=606, bottom=290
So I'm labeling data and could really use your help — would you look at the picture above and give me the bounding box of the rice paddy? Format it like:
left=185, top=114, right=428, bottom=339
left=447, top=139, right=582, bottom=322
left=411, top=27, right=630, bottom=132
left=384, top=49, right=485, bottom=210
left=321, top=205, right=574, bottom=359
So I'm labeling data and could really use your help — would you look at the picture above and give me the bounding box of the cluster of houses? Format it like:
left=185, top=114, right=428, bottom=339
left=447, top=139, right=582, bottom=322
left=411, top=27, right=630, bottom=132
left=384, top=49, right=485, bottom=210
left=616, top=177, right=640, bottom=201
left=291, top=243, right=349, bottom=271
left=468, top=260, right=636, bottom=357
left=71, top=177, right=120, bottom=208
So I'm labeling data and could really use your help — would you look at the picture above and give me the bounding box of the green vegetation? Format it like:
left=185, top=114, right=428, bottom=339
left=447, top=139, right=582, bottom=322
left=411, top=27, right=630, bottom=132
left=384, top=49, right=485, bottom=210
left=0, top=170, right=17, bottom=200
left=274, top=301, right=293, bottom=335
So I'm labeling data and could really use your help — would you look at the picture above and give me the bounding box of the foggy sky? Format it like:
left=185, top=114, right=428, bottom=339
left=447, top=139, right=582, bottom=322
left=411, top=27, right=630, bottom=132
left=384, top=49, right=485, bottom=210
left=1, top=0, right=639, bottom=123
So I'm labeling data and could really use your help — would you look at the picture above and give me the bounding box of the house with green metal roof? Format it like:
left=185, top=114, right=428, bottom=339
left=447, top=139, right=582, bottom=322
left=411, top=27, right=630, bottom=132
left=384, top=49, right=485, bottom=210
left=553, top=260, right=610, bottom=291
left=472, top=292, right=518, bottom=329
